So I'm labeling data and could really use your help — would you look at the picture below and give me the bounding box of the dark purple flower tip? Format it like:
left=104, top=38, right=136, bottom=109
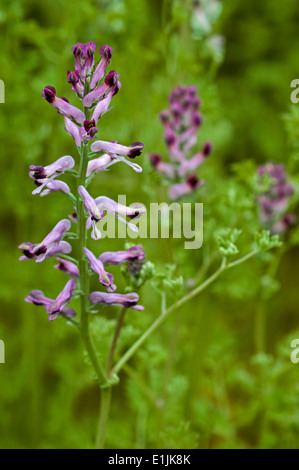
left=159, top=110, right=171, bottom=124
left=84, top=41, right=97, bottom=58
left=164, top=131, right=176, bottom=146
left=193, top=97, right=201, bottom=109
left=127, top=141, right=144, bottom=158
left=277, top=184, right=294, bottom=198
left=29, top=165, right=47, bottom=179
left=170, top=103, right=182, bottom=117
left=170, top=86, right=184, bottom=103
left=283, top=213, right=297, bottom=226
left=99, top=44, right=113, bottom=60
left=149, top=153, right=162, bottom=167
left=42, top=86, right=56, bottom=103
left=203, top=141, right=213, bottom=156
left=191, top=111, right=202, bottom=126
left=61, top=97, right=69, bottom=103
left=67, top=70, right=80, bottom=85
left=84, top=119, right=96, bottom=131
left=105, top=70, right=118, bottom=87
left=72, top=43, right=85, bottom=55
left=112, top=81, right=121, bottom=96
left=186, top=174, right=199, bottom=188
left=34, top=245, right=48, bottom=256
left=187, top=85, right=198, bottom=97
left=182, top=97, right=192, bottom=109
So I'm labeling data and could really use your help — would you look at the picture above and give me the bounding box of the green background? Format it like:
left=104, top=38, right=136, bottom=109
left=1, top=0, right=299, bottom=449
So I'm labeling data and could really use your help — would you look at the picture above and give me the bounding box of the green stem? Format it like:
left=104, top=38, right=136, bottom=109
left=95, top=388, right=112, bottom=449
left=77, top=135, right=108, bottom=386
left=112, top=251, right=260, bottom=375
left=106, top=307, right=127, bottom=376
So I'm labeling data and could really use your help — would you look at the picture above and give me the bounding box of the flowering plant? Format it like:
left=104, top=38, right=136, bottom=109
left=19, top=42, right=285, bottom=449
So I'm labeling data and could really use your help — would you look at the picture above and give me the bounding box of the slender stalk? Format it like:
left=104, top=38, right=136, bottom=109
left=106, top=307, right=127, bottom=376
left=112, top=251, right=261, bottom=375
left=95, top=388, right=112, bottom=449
left=76, top=105, right=108, bottom=386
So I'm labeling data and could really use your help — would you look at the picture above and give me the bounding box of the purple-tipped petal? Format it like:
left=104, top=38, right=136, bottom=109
left=72, top=42, right=97, bottom=81
left=30, top=155, right=75, bottom=195
left=83, top=71, right=119, bottom=107
left=30, top=219, right=71, bottom=262
left=83, top=247, right=116, bottom=291
left=43, top=87, right=85, bottom=124
left=78, top=186, right=104, bottom=222
left=90, top=140, right=144, bottom=158
left=168, top=174, right=204, bottom=200
left=90, top=45, right=113, bottom=89
left=99, top=245, right=145, bottom=266
left=25, top=286, right=77, bottom=321
left=89, top=291, right=144, bottom=310
left=48, top=279, right=77, bottom=317
left=149, top=154, right=176, bottom=179
left=54, top=258, right=79, bottom=277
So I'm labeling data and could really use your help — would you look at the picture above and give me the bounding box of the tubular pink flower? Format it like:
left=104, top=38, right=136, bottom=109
left=29, top=155, right=75, bottom=195
left=79, top=120, right=98, bottom=142
left=149, top=154, right=176, bottom=179
left=89, top=291, right=144, bottom=311
left=42, top=86, right=85, bottom=124
left=86, top=154, right=114, bottom=177
left=178, top=142, right=213, bottom=177
left=48, top=279, right=77, bottom=320
left=67, top=70, right=84, bottom=97
left=98, top=245, right=145, bottom=266
left=90, top=45, right=113, bottom=89
left=83, top=247, right=116, bottom=292
left=90, top=140, right=144, bottom=159
left=19, top=240, right=72, bottom=262
left=95, top=196, right=146, bottom=232
left=168, top=174, right=204, bottom=200
left=78, top=186, right=105, bottom=240
left=82, top=71, right=119, bottom=108
left=39, top=180, right=71, bottom=197
left=257, top=163, right=296, bottom=234
left=25, top=287, right=76, bottom=321
left=72, top=42, right=97, bottom=81
left=163, top=129, right=184, bottom=161
left=91, top=87, right=120, bottom=123
left=21, top=219, right=71, bottom=263
left=78, top=186, right=104, bottom=221
left=54, top=258, right=79, bottom=278
left=64, top=117, right=82, bottom=146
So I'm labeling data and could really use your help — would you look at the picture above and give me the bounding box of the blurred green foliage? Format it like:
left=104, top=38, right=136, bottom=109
left=1, top=0, right=299, bottom=449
